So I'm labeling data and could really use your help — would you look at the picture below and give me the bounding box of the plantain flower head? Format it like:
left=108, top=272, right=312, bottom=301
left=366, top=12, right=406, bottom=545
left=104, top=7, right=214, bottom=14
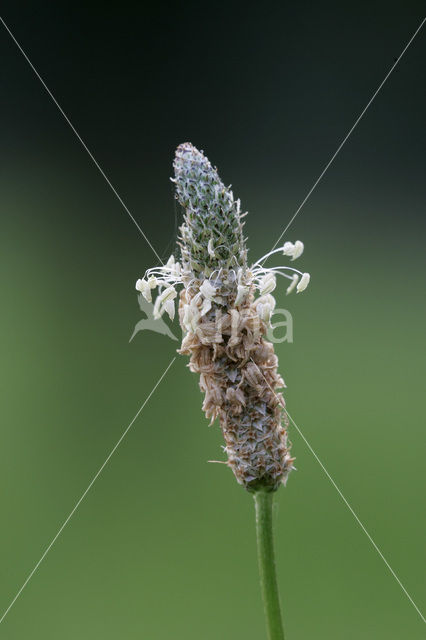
left=135, top=143, right=311, bottom=491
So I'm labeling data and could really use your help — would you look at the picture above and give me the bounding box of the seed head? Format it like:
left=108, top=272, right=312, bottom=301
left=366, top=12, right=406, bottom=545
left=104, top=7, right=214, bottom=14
left=135, top=144, right=311, bottom=491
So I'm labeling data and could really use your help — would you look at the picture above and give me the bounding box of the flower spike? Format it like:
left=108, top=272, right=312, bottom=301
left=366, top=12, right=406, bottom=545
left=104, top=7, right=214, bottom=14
left=134, top=143, right=311, bottom=491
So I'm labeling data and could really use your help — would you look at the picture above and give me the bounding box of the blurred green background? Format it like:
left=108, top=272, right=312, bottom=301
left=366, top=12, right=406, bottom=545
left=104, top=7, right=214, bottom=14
left=0, top=3, right=425, bottom=639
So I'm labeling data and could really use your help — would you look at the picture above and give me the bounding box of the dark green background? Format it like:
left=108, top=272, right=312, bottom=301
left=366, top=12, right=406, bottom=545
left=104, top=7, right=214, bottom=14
left=0, top=3, right=425, bottom=639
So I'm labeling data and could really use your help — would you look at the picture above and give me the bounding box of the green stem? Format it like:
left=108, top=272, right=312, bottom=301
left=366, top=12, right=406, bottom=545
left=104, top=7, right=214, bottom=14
left=254, top=490, right=285, bottom=640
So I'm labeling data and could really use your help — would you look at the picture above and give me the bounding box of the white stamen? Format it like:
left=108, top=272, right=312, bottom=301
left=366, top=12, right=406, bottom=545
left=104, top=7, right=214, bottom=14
left=153, top=286, right=177, bottom=318
left=259, top=273, right=276, bottom=296
left=283, top=241, right=295, bottom=256
left=252, top=239, right=305, bottom=268
left=256, top=294, right=276, bottom=323
left=286, top=274, right=299, bottom=295
left=163, top=299, right=175, bottom=321
left=292, top=240, right=304, bottom=260
left=135, top=278, right=154, bottom=303
left=297, top=272, right=310, bottom=293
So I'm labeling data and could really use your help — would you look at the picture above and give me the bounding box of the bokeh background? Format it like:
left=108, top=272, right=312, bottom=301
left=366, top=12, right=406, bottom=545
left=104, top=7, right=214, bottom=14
left=0, top=3, right=425, bottom=639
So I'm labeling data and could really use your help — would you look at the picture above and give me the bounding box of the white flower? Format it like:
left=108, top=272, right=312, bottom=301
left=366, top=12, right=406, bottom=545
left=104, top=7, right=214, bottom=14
left=153, top=286, right=177, bottom=318
left=296, top=272, right=310, bottom=293
left=256, top=294, right=276, bottom=323
left=259, top=273, right=277, bottom=296
left=235, top=284, right=249, bottom=306
left=199, top=279, right=217, bottom=300
left=282, top=240, right=303, bottom=260
left=183, top=300, right=201, bottom=332
left=135, top=278, right=146, bottom=294
left=282, top=241, right=295, bottom=257
left=286, top=274, right=299, bottom=295
left=135, top=277, right=157, bottom=303
left=292, top=240, right=304, bottom=260
left=163, top=299, right=175, bottom=321
left=166, top=254, right=175, bottom=268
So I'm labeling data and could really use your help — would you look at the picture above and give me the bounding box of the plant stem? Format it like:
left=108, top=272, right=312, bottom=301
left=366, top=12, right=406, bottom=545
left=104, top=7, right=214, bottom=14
left=254, top=490, right=285, bottom=640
